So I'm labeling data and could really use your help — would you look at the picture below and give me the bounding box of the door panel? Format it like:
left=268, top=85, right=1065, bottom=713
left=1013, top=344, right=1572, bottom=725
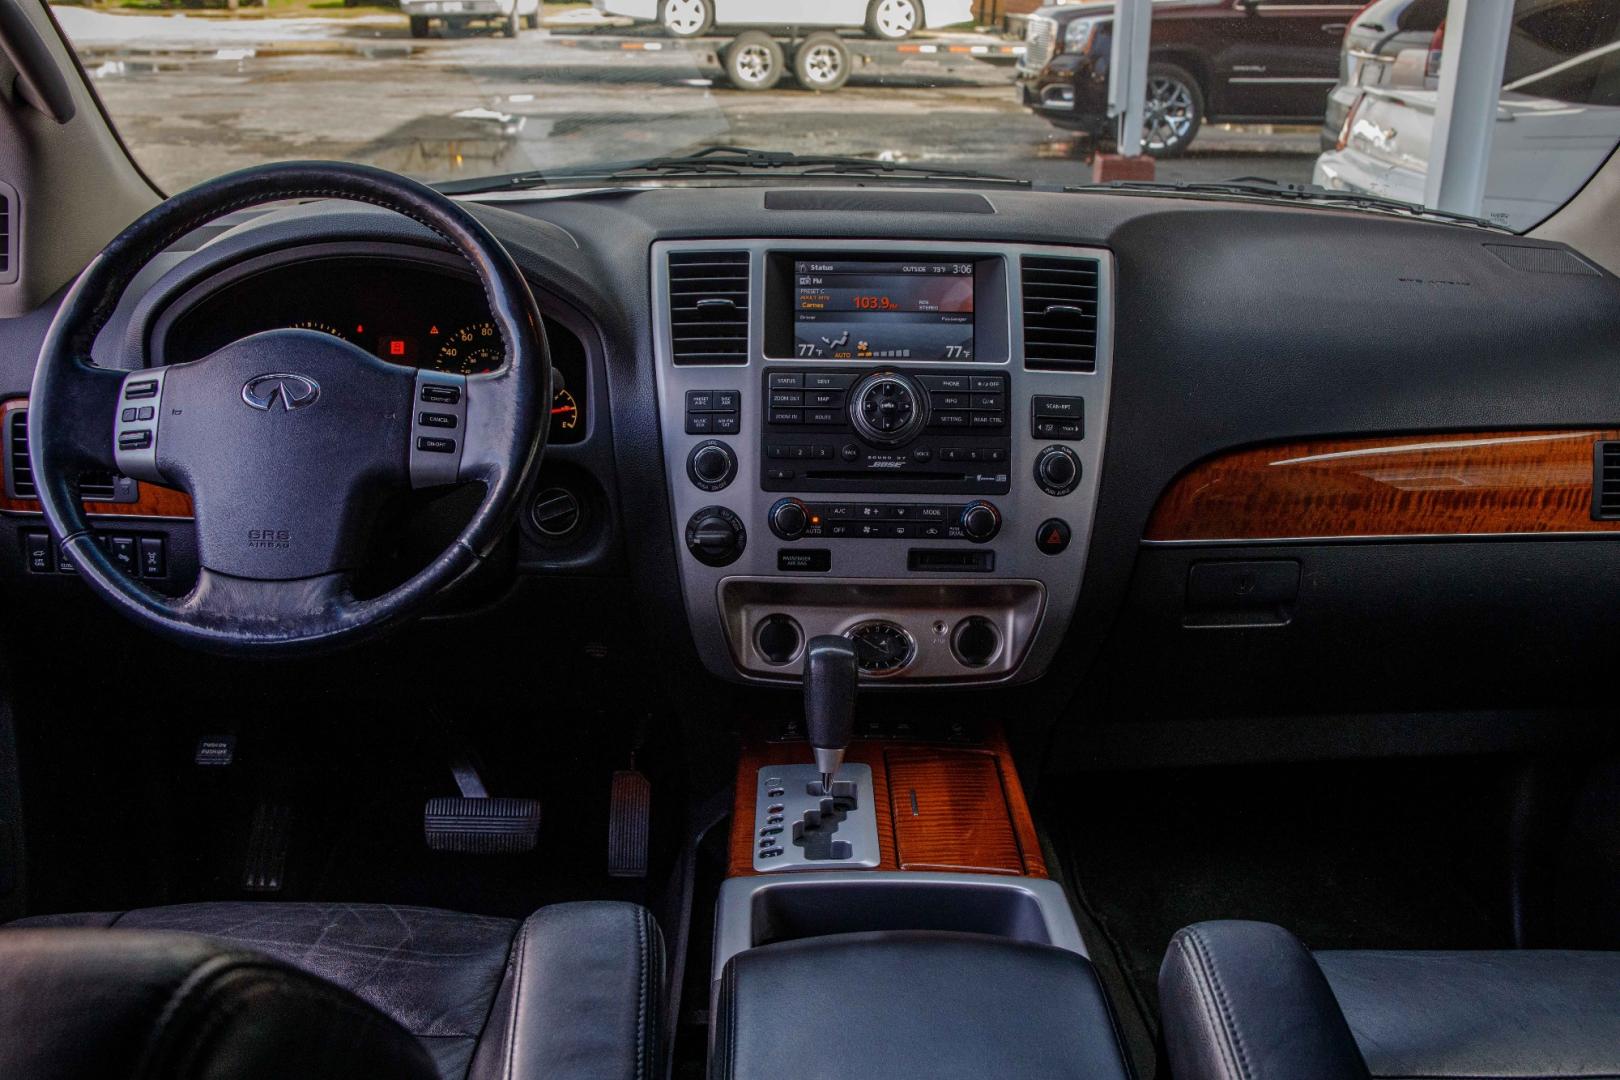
left=1217, top=0, right=1361, bottom=118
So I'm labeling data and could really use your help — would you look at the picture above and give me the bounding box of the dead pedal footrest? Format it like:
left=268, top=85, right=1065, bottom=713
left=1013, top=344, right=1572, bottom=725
left=423, top=797, right=541, bottom=855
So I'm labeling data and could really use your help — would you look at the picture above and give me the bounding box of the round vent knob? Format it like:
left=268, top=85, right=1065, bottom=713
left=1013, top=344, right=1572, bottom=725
left=849, top=372, right=928, bottom=447
left=685, top=506, right=746, bottom=567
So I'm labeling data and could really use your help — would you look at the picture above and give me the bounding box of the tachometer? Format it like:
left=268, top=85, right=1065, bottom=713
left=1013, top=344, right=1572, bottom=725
left=435, top=321, right=503, bottom=375
left=289, top=320, right=349, bottom=341
left=552, top=387, right=580, bottom=434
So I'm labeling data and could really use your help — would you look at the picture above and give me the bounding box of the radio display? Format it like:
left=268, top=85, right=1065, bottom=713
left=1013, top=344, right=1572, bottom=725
left=793, top=259, right=974, bottom=361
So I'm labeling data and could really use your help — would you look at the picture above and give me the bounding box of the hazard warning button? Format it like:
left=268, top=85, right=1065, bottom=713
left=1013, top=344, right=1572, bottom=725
left=1036, top=518, right=1072, bottom=556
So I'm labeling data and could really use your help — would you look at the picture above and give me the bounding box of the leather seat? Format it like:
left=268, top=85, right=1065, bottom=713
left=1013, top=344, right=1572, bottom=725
left=1158, top=920, right=1620, bottom=1080
left=6, top=900, right=664, bottom=1080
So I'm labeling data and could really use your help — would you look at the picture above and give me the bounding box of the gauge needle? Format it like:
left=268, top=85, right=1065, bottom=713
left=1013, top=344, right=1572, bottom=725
left=550, top=406, right=574, bottom=415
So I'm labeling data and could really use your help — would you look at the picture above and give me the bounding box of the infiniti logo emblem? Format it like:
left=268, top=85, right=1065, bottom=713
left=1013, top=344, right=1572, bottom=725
left=242, top=373, right=321, bottom=412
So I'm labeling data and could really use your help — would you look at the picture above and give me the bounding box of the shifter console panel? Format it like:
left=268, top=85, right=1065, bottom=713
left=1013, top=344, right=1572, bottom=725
left=754, top=764, right=879, bottom=872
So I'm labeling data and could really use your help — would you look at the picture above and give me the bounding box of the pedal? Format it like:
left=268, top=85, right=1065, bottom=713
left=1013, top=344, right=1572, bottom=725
left=607, top=768, right=651, bottom=878
left=242, top=802, right=292, bottom=893
left=424, top=796, right=541, bottom=854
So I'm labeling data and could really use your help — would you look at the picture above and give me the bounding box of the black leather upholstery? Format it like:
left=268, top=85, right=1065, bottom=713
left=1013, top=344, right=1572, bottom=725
left=8, top=900, right=663, bottom=1080
left=1316, top=948, right=1620, bottom=1080
left=1159, top=920, right=1620, bottom=1080
left=1159, top=921, right=1370, bottom=1080
left=0, top=929, right=438, bottom=1080
left=712, top=930, right=1132, bottom=1080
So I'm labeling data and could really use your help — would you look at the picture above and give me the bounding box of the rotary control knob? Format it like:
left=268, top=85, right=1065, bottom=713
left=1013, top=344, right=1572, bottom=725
left=769, top=498, right=811, bottom=541
left=959, top=500, right=1001, bottom=544
left=1034, top=446, right=1081, bottom=496
left=849, top=372, right=928, bottom=447
left=687, top=440, right=737, bottom=492
left=685, top=506, right=746, bottom=567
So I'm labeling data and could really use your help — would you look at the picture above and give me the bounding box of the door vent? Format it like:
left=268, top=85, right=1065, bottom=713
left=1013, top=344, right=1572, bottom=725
left=668, top=250, right=749, bottom=365
left=1595, top=441, right=1620, bottom=520
left=6, top=409, right=123, bottom=502
left=0, top=180, right=17, bottom=285
left=1020, top=256, right=1100, bottom=372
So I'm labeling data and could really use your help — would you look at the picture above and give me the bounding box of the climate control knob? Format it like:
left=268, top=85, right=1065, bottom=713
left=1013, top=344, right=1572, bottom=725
left=959, top=500, right=1002, bottom=544
left=687, top=440, right=737, bottom=492
left=685, top=506, right=746, bottom=566
left=769, top=498, right=811, bottom=541
left=1034, top=446, right=1081, bottom=496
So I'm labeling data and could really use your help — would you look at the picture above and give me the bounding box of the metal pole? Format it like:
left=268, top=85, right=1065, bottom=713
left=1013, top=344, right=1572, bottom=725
left=1108, top=0, right=1152, bottom=158
left=1424, top=0, right=1515, bottom=215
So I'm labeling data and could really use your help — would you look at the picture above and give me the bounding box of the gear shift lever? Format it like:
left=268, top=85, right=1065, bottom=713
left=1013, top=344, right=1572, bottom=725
left=804, top=635, right=857, bottom=794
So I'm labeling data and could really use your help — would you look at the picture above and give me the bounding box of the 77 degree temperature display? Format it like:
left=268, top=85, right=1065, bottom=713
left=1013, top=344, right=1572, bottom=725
left=794, top=259, right=974, bottom=362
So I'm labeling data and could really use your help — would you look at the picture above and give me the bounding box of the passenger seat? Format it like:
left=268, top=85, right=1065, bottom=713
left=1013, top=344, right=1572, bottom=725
left=1158, top=920, right=1620, bottom=1080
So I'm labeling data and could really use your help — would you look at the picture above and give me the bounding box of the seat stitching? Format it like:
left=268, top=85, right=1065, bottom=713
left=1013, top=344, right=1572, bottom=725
left=501, top=916, right=535, bottom=1080
left=1175, top=934, right=1241, bottom=1080
left=1183, top=930, right=1253, bottom=1080
left=634, top=908, right=649, bottom=1080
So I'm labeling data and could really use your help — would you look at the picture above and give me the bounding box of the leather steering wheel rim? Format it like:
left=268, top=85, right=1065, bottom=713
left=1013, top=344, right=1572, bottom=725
left=28, top=161, right=550, bottom=656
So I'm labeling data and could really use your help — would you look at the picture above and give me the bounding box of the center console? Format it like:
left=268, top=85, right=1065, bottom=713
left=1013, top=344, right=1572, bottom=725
left=653, top=240, right=1113, bottom=686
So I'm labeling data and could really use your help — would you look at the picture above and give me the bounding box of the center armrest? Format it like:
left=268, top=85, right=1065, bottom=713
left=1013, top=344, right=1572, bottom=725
left=711, top=930, right=1132, bottom=1080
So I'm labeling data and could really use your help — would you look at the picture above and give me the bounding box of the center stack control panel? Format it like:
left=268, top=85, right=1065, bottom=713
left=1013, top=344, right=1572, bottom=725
left=653, top=240, right=1114, bottom=686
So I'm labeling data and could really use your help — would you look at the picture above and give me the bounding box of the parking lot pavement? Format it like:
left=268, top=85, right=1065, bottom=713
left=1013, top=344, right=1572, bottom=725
left=61, top=11, right=1318, bottom=193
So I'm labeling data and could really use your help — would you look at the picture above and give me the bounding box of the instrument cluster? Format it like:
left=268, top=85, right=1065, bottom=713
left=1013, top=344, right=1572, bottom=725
left=159, top=257, right=586, bottom=443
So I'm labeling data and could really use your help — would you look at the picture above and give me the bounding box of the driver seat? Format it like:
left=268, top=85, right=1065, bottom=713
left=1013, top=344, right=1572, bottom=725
left=3, top=900, right=663, bottom=1080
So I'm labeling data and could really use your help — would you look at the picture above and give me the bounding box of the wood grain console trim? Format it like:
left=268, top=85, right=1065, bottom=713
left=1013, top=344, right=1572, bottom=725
left=1145, top=430, right=1620, bottom=542
left=728, top=724, right=1046, bottom=878
left=0, top=399, right=194, bottom=519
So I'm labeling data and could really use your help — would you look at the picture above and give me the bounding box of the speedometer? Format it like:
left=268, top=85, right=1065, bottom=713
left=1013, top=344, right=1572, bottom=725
left=289, top=320, right=349, bottom=341
left=434, top=321, right=502, bottom=375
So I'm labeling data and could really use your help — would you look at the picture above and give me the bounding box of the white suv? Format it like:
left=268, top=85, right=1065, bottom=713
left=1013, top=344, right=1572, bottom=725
left=402, top=0, right=540, bottom=38
left=592, top=0, right=972, bottom=40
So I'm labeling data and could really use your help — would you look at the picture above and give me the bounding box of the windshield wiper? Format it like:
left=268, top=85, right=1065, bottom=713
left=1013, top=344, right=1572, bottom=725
left=438, top=145, right=1032, bottom=193
left=1065, top=176, right=1502, bottom=229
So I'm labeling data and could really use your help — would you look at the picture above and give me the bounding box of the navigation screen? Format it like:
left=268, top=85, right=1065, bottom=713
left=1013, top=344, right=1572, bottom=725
left=794, top=259, right=974, bottom=361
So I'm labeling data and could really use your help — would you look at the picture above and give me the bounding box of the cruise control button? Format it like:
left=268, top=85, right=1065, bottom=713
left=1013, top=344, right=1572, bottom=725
left=421, top=384, right=461, bottom=405
left=418, top=412, right=457, bottom=428
left=416, top=436, right=457, bottom=453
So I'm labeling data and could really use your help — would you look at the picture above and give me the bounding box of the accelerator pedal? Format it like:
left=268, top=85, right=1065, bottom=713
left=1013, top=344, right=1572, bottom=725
left=423, top=755, right=540, bottom=855
left=607, top=766, right=651, bottom=878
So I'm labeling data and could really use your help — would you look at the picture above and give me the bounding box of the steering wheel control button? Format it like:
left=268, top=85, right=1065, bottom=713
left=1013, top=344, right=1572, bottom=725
left=411, top=371, right=468, bottom=487
left=686, top=505, right=746, bottom=567
left=959, top=500, right=1002, bottom=543
left=138, top=537, right=167, bottom=577
left=1031, top=395, right=1085, bottom=440
left=1034, top=446, right=1082, bottom=496
left=687, top=440, right=737, bottom=492
left=113, top=369, right=168, bottom=483
left=1037, top=518, right=1072, bottom=556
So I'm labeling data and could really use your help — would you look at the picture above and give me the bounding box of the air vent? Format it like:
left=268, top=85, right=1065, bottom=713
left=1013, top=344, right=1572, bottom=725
left=6, top=408, right=121, bottom=502
left=1595, top=441, right=1620, bottom=520
left=1020, top=256, right=1100, bottom=372
left=668, top=250, right=749, bottom=365
left=763, top=189, right=993, bottom=214
left=0, top=180, right=17, bottom=285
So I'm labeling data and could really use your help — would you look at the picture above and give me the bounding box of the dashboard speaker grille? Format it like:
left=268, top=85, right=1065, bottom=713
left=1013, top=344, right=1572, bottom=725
left=7, top=409, right=120, bottom=502
left=1020, top=255, right=1099, bottom=372
left=1595, top=441, right=1620, bottom=520
left=668, top=250, right=749, bottom=365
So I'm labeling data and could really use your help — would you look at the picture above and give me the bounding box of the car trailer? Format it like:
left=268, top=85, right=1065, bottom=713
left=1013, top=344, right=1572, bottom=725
left=548, top=28, right=1024, bottom=91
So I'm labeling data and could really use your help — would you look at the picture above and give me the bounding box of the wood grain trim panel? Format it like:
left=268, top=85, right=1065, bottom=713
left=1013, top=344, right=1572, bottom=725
left=0, top=399, right=193, bottom=519
left=1145, top=430, right=1620, bottom=542
left=728, top=724, right=1046, bottom=878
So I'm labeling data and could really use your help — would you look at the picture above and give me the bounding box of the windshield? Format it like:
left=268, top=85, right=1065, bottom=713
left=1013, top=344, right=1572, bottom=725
left=45, top=0, right=1620, bottom=231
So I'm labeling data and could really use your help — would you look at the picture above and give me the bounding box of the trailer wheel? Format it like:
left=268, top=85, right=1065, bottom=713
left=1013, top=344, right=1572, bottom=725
left=793, top=32, right=851, bottom=92
left=659, top=0, right=713, bottom=38
left=408, top=15, right=430, bottom=36
left=723, top=31, right=785, bottom=91
left=865, top=0, right=920, bottom=40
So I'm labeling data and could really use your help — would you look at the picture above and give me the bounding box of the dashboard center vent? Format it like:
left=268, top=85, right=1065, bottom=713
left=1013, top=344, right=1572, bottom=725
left=668, top=250, right=749, bottom=365
left=6, top=408, right=125, bottom=503
left=1020, top=255, right=1099, bottom=373
left=1595, top=441, right=1620, bottom=520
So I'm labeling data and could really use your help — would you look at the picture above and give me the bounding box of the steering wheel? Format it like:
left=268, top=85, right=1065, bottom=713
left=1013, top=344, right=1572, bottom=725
left=27, top=162, right=550, bottom=655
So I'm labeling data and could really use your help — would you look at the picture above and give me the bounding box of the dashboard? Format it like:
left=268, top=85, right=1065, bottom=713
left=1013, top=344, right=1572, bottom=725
left=156, top=256, right=587, bottom=443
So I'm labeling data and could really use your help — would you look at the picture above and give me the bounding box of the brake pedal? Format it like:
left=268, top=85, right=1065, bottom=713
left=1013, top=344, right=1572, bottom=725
left=423, top=754, right=540, bottom=854
left=607, top=768, right=651, bottom=878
